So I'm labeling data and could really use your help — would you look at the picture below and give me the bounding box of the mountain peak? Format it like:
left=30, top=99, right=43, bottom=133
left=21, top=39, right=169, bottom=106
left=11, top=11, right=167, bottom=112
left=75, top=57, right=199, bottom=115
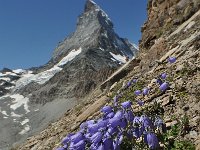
left=84, top=0, right=99, bottom=12
left=53, top=0, right=137, bottom=62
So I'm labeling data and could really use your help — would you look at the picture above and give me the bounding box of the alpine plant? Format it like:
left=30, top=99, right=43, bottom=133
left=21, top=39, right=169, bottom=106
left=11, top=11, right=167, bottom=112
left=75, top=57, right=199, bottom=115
left=57, top=57, right=176, bottom=150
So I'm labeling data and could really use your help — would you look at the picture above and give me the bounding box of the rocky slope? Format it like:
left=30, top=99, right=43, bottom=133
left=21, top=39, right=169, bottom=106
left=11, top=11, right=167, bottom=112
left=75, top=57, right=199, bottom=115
left=12, top=0, right=200, bottom=150
left=0, top=0, right=138, bottom=149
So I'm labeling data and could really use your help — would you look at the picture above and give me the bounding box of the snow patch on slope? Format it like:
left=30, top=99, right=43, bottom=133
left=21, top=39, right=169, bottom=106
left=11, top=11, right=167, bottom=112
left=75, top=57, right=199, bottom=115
left=15, top=48, right=82, bottom=90
left=0, top=77, right=11, bottom=82
left=19, top=124, right=30, bottom=135
left=57, top=48, right=82, bottom=66
left=21, top=118, right=29, bottom=125
left=132, top=43, right=139, bottom=50
left=13, top=69, right=26, bottom=74
left=11, top=112, right=22, bottom=118
left=10, top=94, right=30, bottom=113
left=110, top=52, right=127, bottom=64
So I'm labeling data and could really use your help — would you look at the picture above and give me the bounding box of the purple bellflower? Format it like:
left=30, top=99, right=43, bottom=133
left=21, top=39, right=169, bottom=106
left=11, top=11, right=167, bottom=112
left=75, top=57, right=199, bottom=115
left=133, top=116, right=140, bottom=125
left=140, top=115, right=153, bottom=129
left=137, top=100, right=144, bottom=106
left=121, top=101, right=132, bottom=109
left=101, top=106, right=112, bottom=114
left=107, top=127, right=118, bottom=136
left=62, top=133, right=73, bottom=144
left=160, top=73, right=167, bottom=79
left=143, top=88, right=149, bottom=95
left=90, top=132, right=103, bottom=144
left=106, top=112, right=115, bottom=119
left=168, top=57, right=176, bottom=63
left=103, top=138, right=113, bottom=149
left=156, top=78, right=163, bottom=86
left=114, top=110, right=124, bottom=119
left=97, top=143, right=105, bottom=150
left=97, top=119, right=109, bottom=129
left=124, top=110, right=134, bottom=122
left=109, top=117, right=121, bottom=128
left=133, top=127, right=142, bottom=139
left=134, top=90, right=141, bottom=96
left=119, top=118, right=127, bottom=128
left=113, top=138, right=120, bottom=150
left=70, top=132, right=84, bottom=144
left=154, top=117, right=166, bottom=133
left=127, top=81, right=132, bottom=87
left=146, top=132, right=159, bottom=149
left=132, top=79, right=137, bottom=83
left=71, top=140, right=85, bottom=150
left=159, top=82, right=169, bottom=92
left=88, top=123, right=99, bottom=134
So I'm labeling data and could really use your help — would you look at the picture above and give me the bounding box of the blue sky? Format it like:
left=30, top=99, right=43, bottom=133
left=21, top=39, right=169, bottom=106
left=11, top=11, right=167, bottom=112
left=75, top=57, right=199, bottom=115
left=0, top=0, right=147, bottom=70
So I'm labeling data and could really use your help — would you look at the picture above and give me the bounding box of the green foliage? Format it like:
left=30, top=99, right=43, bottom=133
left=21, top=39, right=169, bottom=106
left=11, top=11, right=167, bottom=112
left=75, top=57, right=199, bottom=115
left=181, top=115, right=189, bottom=127
left=107, top=72, right=195, bottom=150
left=177, top=65, right=195, bottom=77
left=142, top=101, right=164, bottom=116
left=177, top=90, right=188, bottom=99
left=160, top=114, right=196, bottom=150
left=166, top=75, right=173, bottom=82
left=123, top=80, right=145, bottom=98
left=156, top=29, right=163, bottom=38
left=120, top=136, right=149, bottom=150
left=168, top=124, right=180, bottom=137
left=134, top=80, right=145, bottom=91
left=120, top=137, right=133, bottom=150
left=172, top=140, right=195, bottom=150
left=111, top=82, right=123, bottom=94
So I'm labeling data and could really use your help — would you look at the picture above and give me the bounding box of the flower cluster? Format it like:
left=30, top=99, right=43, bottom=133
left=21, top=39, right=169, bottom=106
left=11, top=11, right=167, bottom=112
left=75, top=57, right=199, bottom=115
left=57, top=101, right=165, bottom=150
left=57, top=57, right=176, bottom=150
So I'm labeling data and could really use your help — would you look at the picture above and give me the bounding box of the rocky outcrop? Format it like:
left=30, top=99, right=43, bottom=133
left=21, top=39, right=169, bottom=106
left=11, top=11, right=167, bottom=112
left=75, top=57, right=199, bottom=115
left=139, top=0, right=200, bottom=51
left=139, top=0, right=200, bottom=72
left=137, top=0, right=200, bottom=148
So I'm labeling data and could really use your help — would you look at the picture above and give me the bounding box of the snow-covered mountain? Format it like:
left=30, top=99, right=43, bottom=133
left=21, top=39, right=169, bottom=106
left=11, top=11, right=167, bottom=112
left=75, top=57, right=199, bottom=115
left=0, top=0, right=138, bottom=149
left=52, top=0, right=137, bottom=61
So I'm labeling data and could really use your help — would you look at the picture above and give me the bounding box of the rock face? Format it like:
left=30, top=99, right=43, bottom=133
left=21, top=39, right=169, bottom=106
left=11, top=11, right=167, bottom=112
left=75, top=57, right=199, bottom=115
left=140, top=0, right=200, bottom=51
left=139, top=0, right=200, bottom=72
left=0, top=0, right=138, bottom=149
left=137, top=0, right=200, bottom=148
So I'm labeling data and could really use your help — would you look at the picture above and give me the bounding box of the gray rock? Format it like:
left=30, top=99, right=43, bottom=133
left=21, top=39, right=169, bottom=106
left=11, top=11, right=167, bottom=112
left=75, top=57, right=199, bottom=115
left=176, top=64, right=185, bottom=72
left=189, top=130, right=198, bottom=137
left=175, top=78, right=185, bottom=90
left=162, top=95, right=171, bottom=106
left=190, top=116, right=200, bottom=127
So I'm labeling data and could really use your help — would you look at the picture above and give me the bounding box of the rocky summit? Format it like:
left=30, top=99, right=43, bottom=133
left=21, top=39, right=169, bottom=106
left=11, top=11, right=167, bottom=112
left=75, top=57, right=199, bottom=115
left=0, top=0, right=137, bottom=149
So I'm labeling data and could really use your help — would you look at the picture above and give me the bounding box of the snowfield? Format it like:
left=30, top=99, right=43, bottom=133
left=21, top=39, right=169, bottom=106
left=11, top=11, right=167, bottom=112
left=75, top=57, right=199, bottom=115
left=21, top=118, right=29, bottom=125
left=10, top=94, right=30, bottom=113
left=15, top=48, right=82, bottom=90
left=110, top=52, right=127, bottom=64
left=19, top=124, right=30, bottom=135
left=13, top=69, right=26, bottom=74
